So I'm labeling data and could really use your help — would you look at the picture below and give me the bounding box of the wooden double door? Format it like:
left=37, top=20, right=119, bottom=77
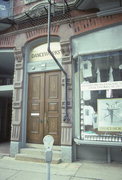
left=27, top=71, right=61, bottom=145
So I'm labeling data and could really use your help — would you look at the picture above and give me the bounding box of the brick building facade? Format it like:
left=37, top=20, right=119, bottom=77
left=0, top=0, right=122, bottom=162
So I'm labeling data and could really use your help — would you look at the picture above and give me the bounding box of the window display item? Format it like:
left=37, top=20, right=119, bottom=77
left=119, top=64, right=122, bottom=69
left=82, top=81, right=91, bottom=100
left=98, top=99, right=122, bottom=131
left=106, top=89, right=113, bottom=98
left=80, top=60, right=92, bottom=78
left=83, top=105, right=95, bottom=125
left=79, top=51, right=122, bottom=142
left=106, top=66, right=114, bottom=98
left=109, top=66, right=114, bottom=81
left=96, top=67, right=101, bottom=82
left=92, top=113, right=98, bottom=129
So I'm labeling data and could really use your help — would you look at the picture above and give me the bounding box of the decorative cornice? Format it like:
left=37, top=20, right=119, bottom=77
left=73, top=14, right=122, bottom=35
left=26, top=24, right=59, bottom=41
left=0, top=12, right=96, bottom=37
left=0, top=35, right=15, bottom=48
left=0, top=13, right=122, bottom=45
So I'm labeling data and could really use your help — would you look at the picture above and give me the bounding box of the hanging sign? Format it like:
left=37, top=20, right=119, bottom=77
left=30, top=42, right=62, bottom=62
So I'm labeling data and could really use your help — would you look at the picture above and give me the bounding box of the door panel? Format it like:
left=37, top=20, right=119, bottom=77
left=45, top=72, right=61, bottom=144
left=27, top=73, right=44, bottom=143
left=27, top=71, right=61, bottom=145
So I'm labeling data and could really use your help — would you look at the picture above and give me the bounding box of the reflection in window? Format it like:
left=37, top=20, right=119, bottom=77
left=0, top=0, right=10, bottom=18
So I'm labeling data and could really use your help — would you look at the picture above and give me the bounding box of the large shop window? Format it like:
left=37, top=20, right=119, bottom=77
left=78, top=51, right=122, bottom=142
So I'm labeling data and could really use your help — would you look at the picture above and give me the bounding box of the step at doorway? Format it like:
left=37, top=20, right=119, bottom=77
left=15, top=143, right=62, bottom=164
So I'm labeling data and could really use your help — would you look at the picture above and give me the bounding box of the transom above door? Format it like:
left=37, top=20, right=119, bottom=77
left=27, top=71, right=61, bottom=145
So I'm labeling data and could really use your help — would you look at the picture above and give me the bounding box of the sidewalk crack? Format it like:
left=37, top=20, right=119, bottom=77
left=6, top=170, right=22, bottom=180
left=69, top=163, right=82, bottom=180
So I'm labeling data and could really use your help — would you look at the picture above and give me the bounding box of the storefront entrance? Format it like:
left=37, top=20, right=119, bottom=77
left=72, top=24, right=122, bottom=162
left=27, top=71, right=61, bottom=145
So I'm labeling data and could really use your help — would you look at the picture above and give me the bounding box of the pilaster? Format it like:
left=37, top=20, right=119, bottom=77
left=60, top=40, right=72, bottom=147
left=11, top=49, right=24, bottom=142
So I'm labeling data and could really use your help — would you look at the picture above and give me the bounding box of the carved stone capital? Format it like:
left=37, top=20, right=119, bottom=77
left=60, top=41, right=71, bottom=57
left=14, top=49, right=23, bottom=62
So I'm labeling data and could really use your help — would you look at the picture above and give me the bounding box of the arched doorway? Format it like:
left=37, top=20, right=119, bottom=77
left=23, top=36, right=62, bottom=146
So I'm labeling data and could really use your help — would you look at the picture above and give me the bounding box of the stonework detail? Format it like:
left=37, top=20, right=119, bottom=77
left=61, top=100, right=72, bottom=109
left=62, top=77, right=72, bottom=86
left=73, top=14, right=122, bottom=35
left=0, top=35, right=15, bottom=48
left=14, top=82, right=23, bottom=88
left=60, top=40, right=73, bottom=145
left=26, top=25, right=59, bottom=41
left=62, top=56, right=72, bottom=64
left=11, top=125, right=21, bottom=141
left=15, top=61, right=23, bottom=70
left=14, top=50, right=23, bottom=62
left=60, top=41, right=71, bottom=57
left=13, top=101, right=22, bottom=109
left=11, top=49, right=23, bottom=141
left=61, top=122, right=72, bottom=145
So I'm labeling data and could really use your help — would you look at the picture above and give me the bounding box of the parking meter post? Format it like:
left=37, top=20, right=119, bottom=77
left=43, top=135, right=54, bottom=180
left=47, top=163, right=50, bottom=180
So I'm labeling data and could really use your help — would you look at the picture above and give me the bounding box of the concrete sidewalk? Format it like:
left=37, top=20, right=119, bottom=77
left=0, top=156, right=122, bottom=180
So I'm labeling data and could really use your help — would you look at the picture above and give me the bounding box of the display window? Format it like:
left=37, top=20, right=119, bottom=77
left=78, top=51, right=122, bottom=142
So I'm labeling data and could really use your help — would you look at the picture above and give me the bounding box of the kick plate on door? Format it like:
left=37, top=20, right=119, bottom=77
left=31, top=113, right=40, bottom=116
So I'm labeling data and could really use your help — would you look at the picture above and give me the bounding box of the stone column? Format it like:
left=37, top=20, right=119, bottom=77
left=10, top=49, right=24, bottom=156
left=60, top=40, right=73, bottom=162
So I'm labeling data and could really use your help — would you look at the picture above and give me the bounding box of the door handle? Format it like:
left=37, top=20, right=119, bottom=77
left=40, top=119, right=43, bottom=123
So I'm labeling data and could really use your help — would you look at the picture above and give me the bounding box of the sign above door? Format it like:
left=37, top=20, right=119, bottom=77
left=30, top=42, right=62, bottom=62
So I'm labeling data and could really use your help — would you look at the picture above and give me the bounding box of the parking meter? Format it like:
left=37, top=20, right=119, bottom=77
left=43, top=135, right=54, bottom=163
left=45, top=150, right=52, bottom=163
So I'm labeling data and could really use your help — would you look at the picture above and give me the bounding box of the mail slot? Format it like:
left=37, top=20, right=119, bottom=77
left=31, top=113, right=40, bottom=116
